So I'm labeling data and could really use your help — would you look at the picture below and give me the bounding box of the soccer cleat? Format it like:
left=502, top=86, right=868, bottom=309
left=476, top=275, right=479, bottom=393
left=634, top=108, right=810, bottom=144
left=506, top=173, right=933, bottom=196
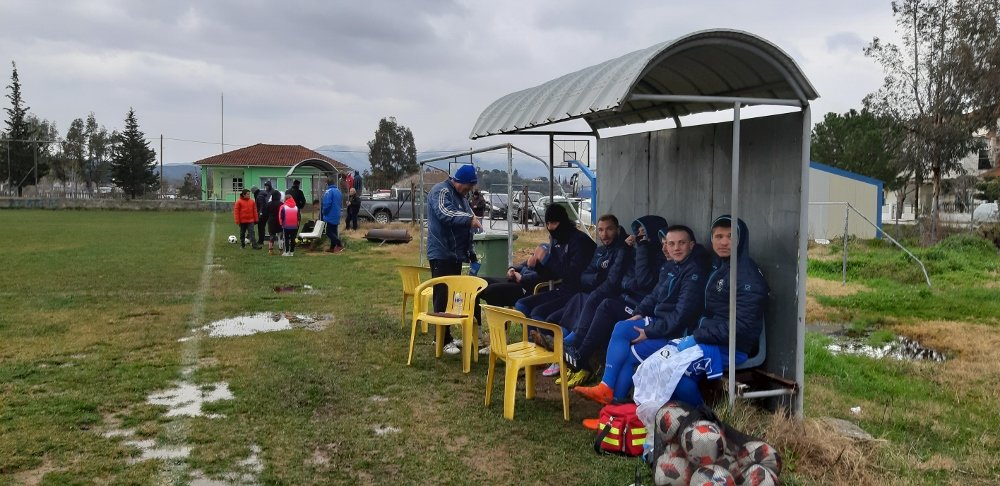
left=478, top=345, right=491, bottom=356
left=565, top=369, right=591, bottom=387
left=574, top=382, right=613, bottom=405
left=542, top=363, right=560, bottom=377
left=443, top=341, right=461, bottom=355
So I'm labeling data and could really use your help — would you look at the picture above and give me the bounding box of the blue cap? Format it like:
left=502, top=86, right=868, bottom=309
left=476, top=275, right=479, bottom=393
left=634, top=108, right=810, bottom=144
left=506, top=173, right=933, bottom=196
left=453, top=164, right=477, bottom=184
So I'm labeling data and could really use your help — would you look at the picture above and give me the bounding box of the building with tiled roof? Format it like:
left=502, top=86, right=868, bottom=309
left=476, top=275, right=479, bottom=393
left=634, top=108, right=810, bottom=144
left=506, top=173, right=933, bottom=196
left=194, top=144, right=353, bottom=202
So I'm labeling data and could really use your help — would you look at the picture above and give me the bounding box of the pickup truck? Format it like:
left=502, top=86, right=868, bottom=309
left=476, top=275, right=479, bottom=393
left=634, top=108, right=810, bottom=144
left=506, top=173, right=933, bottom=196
left=359, top=187, right=424, bottom=224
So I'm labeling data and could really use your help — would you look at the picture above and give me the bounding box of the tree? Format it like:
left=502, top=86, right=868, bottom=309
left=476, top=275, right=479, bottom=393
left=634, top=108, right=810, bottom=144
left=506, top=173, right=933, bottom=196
left=367, top=117, right=417, bottom=185
left=110, top=108, right=158, bottom=199
left=59, top=118, right=86, bottom=194
left=3, top=61, right=41, bottom=196
left=977, top=177, right=1000, bottom=203
left=84, top=113, right=112, bottom=191
left=811, top=109, right=907, bottom=185
left=178, top=172, right=201, bottom=199
left=952, top=0, right=1000, bottom=132
left=865, top=0, right=981, bottom=243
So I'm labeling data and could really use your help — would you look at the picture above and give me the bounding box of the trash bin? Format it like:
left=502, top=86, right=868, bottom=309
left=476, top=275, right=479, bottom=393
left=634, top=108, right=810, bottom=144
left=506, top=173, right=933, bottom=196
left=473, top=232, right=517, bottom=278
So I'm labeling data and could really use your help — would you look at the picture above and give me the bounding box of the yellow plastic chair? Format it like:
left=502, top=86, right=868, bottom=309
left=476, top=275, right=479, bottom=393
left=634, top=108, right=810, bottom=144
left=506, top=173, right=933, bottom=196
left=397, top=265, right=431, bottom=329
left=481, top=305, right=569, bottom=421
left=407, top=275, right=488, bottom=373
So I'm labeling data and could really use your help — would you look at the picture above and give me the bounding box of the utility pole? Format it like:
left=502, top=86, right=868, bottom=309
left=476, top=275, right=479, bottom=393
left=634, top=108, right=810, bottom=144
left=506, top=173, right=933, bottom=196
left=221, top=92, right=225, bottom=154
left=160, top=134, right=164, bottom=196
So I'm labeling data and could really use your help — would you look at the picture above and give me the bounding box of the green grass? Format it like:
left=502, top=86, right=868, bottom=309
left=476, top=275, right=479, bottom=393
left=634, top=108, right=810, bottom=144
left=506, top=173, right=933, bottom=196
left=2, top=210, right=999, bottom=484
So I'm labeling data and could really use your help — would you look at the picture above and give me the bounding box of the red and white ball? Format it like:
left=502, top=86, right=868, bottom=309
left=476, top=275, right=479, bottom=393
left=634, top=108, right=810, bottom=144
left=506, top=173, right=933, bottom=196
left=657, top=402, right=692, bottom=443
left=738, top=464, right=779, bottom=486
left=688, top=464, right=736, bottom=486
left=681, top=420, right=727, bottom=467
left=736, top=441, right=782, bottom=475
left=654, top=454, right=693, bottom=486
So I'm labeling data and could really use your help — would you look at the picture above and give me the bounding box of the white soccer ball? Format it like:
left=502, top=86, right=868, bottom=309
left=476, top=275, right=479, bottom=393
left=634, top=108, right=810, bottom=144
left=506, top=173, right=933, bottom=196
left=228, top=235, right=238, bottom=244
left=681, top=420, right=727, bottom=467
left=688, top=464, right=735, bottom=486
left=657, top=401, right=692, bottom=444
left=654, top=454, right=692, bottom=486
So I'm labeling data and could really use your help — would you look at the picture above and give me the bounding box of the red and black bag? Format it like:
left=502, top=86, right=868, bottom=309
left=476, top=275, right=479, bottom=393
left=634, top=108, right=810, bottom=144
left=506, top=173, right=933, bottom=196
left=594, top=403, right=647, bottom=456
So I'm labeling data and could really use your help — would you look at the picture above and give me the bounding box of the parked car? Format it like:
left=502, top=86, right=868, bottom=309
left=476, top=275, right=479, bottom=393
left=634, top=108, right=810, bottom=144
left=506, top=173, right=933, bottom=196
left=359, top=187, right=422, bottom=223
left=528, top=195, right=582, bottom=226
left=483, top=192, right=511, bottom=220
left=973, top=202, right=999, bottom=224
left=512, top=191, right=543, bottom=223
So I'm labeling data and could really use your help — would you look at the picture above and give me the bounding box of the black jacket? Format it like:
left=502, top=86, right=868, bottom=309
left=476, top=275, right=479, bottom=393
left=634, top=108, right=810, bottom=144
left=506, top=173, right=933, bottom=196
left=636, top=244, right=710, bottom=339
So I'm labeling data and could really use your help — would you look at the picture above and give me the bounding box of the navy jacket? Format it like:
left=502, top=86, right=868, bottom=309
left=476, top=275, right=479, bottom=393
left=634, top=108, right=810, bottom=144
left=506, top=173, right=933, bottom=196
left=579, top=230, right=628, bottom=295
left=636, top=244, right=710, bottom=339
left=619, top=215, right=667, bottom=307
left=693, top=216, right=769, bottom=354
left=426, top=179, right=475, bottom=263
left=535, top=226, right=597, bottom=293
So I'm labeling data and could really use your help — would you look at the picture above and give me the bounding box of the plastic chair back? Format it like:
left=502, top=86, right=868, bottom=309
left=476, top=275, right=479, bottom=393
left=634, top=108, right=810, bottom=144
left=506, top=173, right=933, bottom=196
left=397, top=265, right=429, bottom=297
left=736, top=320, right=766, bottom=370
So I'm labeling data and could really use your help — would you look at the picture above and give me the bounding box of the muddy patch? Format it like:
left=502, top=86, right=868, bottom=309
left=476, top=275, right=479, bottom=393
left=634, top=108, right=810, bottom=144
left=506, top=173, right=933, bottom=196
left=123, top=439, right=192, bottom=463
left=272, top=284, right=319, bottom=295
left=196, top=313, right=331, bottom=338
left=373, top=425, right=401, bottom=436
left=825, top=335, right=946, bottom=362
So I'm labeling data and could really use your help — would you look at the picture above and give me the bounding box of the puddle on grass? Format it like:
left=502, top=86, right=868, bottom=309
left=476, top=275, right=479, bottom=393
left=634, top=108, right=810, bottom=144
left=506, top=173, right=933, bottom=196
left=373, top=425, right=401, bottom=436
left=146, top=381, right=233, bottom=417
left=197, top=313, right=329, bottom=338
left=123, top=439, right=192, bottom=463
left=811, top=322, right=946, bottom=362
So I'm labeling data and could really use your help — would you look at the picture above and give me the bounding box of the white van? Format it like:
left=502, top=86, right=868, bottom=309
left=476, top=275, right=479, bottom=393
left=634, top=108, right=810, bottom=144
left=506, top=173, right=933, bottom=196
left=972, top=202, right=999, bottom=223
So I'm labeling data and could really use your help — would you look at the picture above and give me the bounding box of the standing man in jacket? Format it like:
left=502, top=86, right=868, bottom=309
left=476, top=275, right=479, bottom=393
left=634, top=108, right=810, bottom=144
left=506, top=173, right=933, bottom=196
left=427, top=164, right=482, bottom=355
left=321, top=177, right=344, bottom=254
left=233, top=189, right=261, bottom=250
left=286, top=179, right=307, bottom=219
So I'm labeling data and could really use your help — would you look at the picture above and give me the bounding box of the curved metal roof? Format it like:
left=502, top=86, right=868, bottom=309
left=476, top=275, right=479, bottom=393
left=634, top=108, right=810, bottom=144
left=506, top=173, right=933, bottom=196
left=470, top=29, right=819, bottom=139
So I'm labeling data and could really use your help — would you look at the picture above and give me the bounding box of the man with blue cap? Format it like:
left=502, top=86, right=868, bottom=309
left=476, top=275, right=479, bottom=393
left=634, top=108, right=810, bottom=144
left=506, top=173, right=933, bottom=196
left=427, top=164, right=483, bottom=355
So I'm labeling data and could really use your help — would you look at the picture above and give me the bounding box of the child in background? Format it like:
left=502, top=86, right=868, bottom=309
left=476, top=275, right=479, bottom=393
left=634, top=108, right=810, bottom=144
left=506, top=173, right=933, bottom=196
left=265, top=191, right=283, bottom=255
left=233, top=189, right=260, bottom=249
left=278, top=194, right=300, bottom=256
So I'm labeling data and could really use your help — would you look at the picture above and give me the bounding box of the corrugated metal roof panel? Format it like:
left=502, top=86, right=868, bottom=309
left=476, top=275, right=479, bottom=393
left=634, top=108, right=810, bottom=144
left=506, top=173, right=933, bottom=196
left=470, top=29, right=818, bottom=139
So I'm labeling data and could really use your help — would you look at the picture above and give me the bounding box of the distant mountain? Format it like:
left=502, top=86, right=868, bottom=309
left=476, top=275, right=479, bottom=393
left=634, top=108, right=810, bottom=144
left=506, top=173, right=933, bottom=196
left=157, top=164, right=199, bottom=184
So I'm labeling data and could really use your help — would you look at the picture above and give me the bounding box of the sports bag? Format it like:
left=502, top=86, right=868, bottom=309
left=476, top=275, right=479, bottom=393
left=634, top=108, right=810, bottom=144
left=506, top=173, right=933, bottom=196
left=594, top=402, right=647, bottom=456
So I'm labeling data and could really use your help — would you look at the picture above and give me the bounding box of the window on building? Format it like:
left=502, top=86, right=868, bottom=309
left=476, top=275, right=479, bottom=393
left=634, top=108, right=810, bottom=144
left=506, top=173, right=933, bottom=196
left=232, top=178, right=244, bottom=192
left=260, top=177, right=277, bottom=189
left=980, top=148, right=993, bottom=170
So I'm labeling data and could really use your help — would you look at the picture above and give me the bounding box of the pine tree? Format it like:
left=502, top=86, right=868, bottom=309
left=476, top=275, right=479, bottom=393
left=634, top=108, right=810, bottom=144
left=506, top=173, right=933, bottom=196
left=3, top=61, right=39, bottom=196
left=178, top=172, right=201, bottom=199
left=110, top=108, right=158, bottom=199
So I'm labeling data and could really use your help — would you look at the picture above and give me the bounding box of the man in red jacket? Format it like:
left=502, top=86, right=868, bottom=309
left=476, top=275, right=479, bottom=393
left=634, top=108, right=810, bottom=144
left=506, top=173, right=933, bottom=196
left=233, top=189, right=261, bottom=249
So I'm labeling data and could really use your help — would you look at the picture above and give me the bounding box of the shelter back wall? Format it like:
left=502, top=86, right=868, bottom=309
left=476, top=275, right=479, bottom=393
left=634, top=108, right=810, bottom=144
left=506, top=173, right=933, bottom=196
left=597, top=111, right=805, bottom=389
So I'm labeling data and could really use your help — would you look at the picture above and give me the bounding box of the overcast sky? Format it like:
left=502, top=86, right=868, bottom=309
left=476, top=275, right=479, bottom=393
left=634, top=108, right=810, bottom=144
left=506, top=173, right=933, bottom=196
left=0, top=0, right=900, bottom=166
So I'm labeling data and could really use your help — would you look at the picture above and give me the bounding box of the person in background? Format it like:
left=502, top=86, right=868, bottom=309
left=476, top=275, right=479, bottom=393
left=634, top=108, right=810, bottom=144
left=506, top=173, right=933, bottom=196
left=265, top=190, right=284, bottom=256
left=426, top=164, right=482, bottom=355
left=346, top=187, right=361, bottom=231
left=278, top=194, right=300, bottom=256
left=321, top=177, right=344, bottom=253
left=286, top=179, right=307, bottom=220
left=252, top=185, right=268, bottom=247
left=233, top=189, right=260, bottom=250
left=470, top=190, right=486, bottom=218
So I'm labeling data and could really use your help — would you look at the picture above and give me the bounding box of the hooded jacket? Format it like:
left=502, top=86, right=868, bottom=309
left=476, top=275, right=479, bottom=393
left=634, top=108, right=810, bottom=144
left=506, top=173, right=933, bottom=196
left=579, top=229, right=629, bottom=295
left=279, top=199, right=300, bottom=229
left=233, top=196, right=258, bottom=224
left=693, top=216, right=769, bottom=354
left=619, top=215, right=668, bottom=306
left=636, top=243, right=710, bottom=340
left=426, top=179, right=475, bottom=263
left=534, top=207, right=597, bottom=292
left=321, top=184, right=342, bottom=225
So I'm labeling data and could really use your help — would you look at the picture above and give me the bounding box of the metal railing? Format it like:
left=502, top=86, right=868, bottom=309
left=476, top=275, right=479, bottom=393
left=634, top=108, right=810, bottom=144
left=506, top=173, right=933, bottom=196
left=809, top=201, right=931, bottom=288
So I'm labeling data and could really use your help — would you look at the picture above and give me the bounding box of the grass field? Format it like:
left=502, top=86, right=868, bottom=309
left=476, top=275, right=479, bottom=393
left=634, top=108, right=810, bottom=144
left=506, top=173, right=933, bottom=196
left=1, top=210, right=999, bottom=485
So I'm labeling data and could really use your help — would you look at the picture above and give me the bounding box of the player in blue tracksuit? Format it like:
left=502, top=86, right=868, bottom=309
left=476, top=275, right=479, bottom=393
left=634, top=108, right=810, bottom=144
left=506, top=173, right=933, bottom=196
left=574, top=224, right=711, bottom=403
left=513, top=204, right=596, bottom=322
left=669, top=215, right=770, bottom=406
left=562, top=215, right=667, bottom=372
left=426, top=164, right=482, bottom=352
left=554, top=214, right=629, bottom=334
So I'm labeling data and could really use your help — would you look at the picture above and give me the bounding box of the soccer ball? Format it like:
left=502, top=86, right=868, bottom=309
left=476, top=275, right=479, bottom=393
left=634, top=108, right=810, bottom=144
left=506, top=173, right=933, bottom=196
left=738, top=464, right=779, bottom=486
left=228, top=235, right=237, bottom=244
left=688, top=464, right=736, bottom=486
left=736, top=441, right=782, bottom=475
left=716, top=454, right=740, bottom=479
left=657, top=401, right=692, bottom=444
left=654, top=454, right=692, bottom=486
left=681, top=420, right=727, bottom=467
